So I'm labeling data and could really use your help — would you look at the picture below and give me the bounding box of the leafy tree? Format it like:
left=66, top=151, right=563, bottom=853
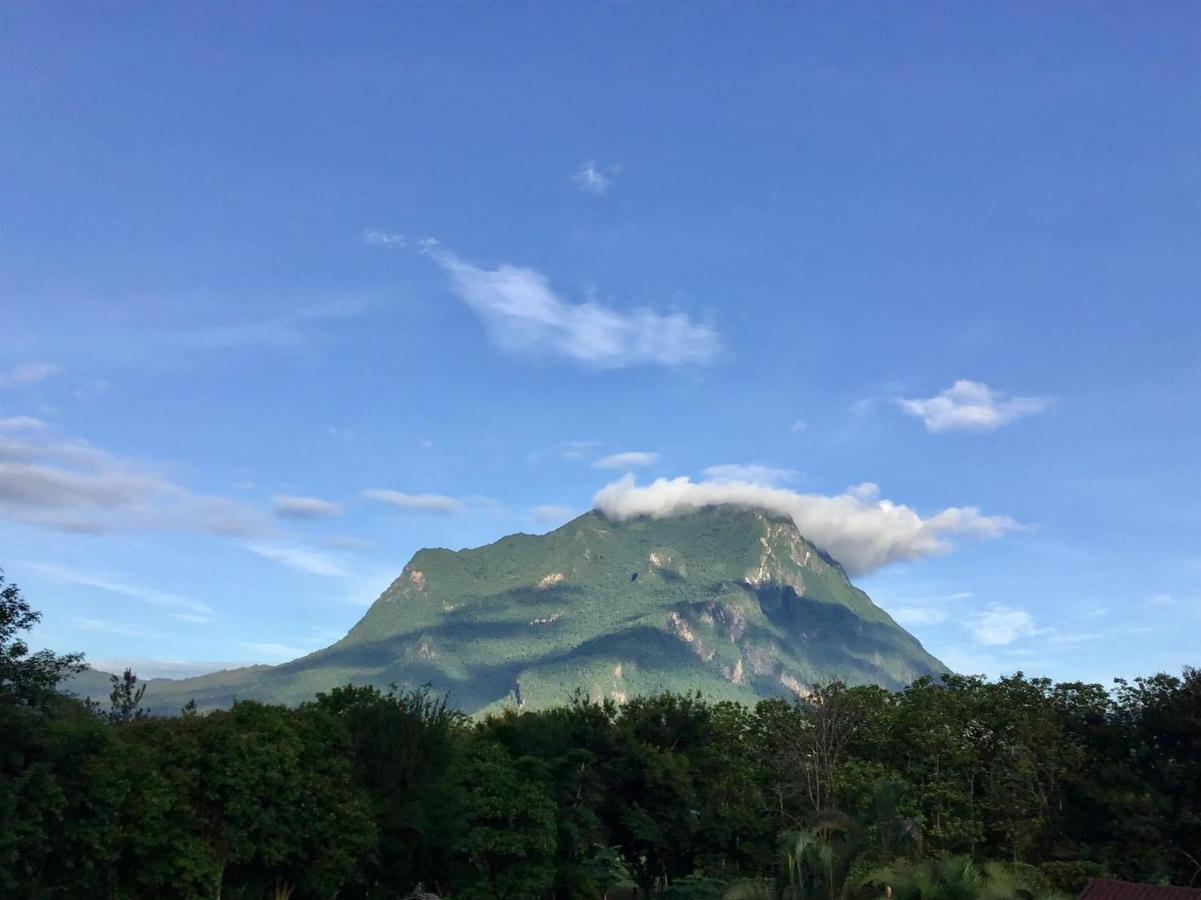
left=0, top=569, right=86, bottom=705
left=309, top=684, right=466, bottom=898
left=107, top=667, right=148, bottom=722
left=448, top=737, right=558, bottom=900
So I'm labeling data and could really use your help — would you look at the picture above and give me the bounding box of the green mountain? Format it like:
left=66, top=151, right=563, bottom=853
left=78, top=507, right=946, bottom=715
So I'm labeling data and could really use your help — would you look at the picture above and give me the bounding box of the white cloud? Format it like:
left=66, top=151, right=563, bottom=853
left=424, top=244, right=721, bottom=368
left=0, top=416, right=47, bottom=431
left=0, top=362, right=58, bottom=389
left=967, top=604, right=1038, bottom=646
left=898, top=380, right=1048, bottom=433
left=0, top=429, right=265, bottom=536
left=531, top=504, right=576, bottom=525
left=27, top=562, right=214, bottom=620
left=891, top=606, right=948, bottom=626
left=241, top=641, right=303, bottom=661
left=702, top=464, right=799, bottom=486
left=594, top=451, right=661, bottom=471
left=592, top=474, right=1017, bottom=575
left=361, top=488, right=466, bottom=515
left=362, top=229, right=407, bottom=247
left=572, top=160, right=617, bottom=195
left=272, top=494, right=343, bottom=519
left=790, top=420, right=808, bottom=434
left=245, top=543, right=346, bottom=577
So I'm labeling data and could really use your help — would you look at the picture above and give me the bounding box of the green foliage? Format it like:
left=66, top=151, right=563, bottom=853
left=449, top=738, right=558, bottom=899
left=862, top=854, right=1070, bottom=900
left=4, top=582, right=1200, bottom=897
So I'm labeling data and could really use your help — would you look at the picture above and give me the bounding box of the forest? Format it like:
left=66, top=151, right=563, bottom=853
left=3, top=571, right=1199, bottom=900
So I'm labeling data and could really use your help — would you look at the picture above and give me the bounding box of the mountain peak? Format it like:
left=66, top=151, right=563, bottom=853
left=128, top=506, right=945, bottom=715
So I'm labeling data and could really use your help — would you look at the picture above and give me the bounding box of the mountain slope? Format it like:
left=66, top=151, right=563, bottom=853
left=107, top=507, right=946, bottom=715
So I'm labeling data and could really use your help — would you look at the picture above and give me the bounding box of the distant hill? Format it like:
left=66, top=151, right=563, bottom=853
left=69, top=507, right=946, bottom=715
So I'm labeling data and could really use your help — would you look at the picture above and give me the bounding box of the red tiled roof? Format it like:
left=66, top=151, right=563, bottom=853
left=1080, top=879, right=1201, bottom=900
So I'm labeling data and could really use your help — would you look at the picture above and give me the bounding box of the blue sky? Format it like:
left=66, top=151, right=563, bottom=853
left=2, top=3, right=1198, bottom=684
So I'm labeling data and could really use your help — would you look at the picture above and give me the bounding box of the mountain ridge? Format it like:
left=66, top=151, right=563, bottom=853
left=71, top=506, right=946, bottom=714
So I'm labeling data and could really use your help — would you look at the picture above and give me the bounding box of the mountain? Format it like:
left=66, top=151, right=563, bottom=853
left=75, top=507, right=946, bottom=715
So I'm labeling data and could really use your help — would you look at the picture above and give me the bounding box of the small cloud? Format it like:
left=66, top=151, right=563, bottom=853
left=898, top=380, right=1048, bottom=433
left=0, top=415, right=47, bottom=431
left=531, top=504, right=575, bottom=525
left=967, top=604, right=1038, bottom=646
left=572, top=160, right=618, bottom=195
left=0, top=362, right=58, bottom=389
left=424, top=244, right=720, bottom=369
left=245, top=543, right=346, bottom=577
left=361, top=488, right=466, bottom=515
left=594, top=451, right=661, bottom=471
left=272, top=494, right=343, bottom=520
left=419, top=440, right=435, bottom=449
left=362, top=229, right=407, bottom=247
left=891, top=606, right=947, bottom=626
left=702, top=464, right=799, bottom=486
left=241, top=641, right=303, bottom=661
left=790, top=420, right=808, bottom=434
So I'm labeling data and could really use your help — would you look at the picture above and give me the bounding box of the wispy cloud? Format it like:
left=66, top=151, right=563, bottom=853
left=361, top=229, right=407, bottom=247
left=967, top=604, right=1039, bottom=645
left=27, top=562, right=214, bottom=621
left=790, top=420, right=808, bottom=434
left=702, top=464, right=799, bottom=486
left=422, top=243, right=721, bottom=369
left=572, top=160, right=618, bottom=195
left=594, top=451, right=661, bottom=471
left=593, top=475, right=1017, bottom=575
left=0, top=415, right=47, bottom=431
left=531, top=504, right=576, bottom=525
left=0, top=428, right=266, bottom=536
left=0, top=362, right=58, bottom=389
left=898, top=380, right=1048, bottom=433
left=272, top=494, right=343, bottom=519
left=361, top=488, right=467, bottom=515
left=245, top=543, right=346, bottom=577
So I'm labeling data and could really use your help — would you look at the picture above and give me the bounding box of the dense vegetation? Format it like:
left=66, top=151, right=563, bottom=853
left=3, top=571, right=1199, bottom=899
